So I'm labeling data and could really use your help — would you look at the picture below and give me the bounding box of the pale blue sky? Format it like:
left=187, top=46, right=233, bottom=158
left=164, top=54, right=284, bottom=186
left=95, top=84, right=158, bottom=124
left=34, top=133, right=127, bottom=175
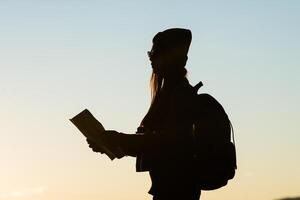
left=0, top=1, right=299, bottom=200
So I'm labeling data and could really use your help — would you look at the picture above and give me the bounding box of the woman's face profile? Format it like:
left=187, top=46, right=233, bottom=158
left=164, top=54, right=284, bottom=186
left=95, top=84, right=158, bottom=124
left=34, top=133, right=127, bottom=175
left=148, top=44, right=172, bottom=77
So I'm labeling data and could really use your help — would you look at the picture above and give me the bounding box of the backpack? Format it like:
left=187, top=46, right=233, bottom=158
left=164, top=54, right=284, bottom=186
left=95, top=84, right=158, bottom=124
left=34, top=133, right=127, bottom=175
left=192, top=81, right=237, bottom=190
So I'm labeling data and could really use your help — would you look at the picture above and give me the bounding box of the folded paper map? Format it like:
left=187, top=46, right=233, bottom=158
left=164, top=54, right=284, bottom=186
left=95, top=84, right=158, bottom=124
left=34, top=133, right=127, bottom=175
left=70, top=109, right=120, bottom=160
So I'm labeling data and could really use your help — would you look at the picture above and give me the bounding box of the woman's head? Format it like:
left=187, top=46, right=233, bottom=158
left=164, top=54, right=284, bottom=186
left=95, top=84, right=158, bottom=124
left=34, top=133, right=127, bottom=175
left=148, top=28, right=192, bottom=78
left=148, top=28, right=192, bottom=100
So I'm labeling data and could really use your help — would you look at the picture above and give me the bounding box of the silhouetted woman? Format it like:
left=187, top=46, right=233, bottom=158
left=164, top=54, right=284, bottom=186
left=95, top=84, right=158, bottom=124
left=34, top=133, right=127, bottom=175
left=88, top=28, right=201, bottom=200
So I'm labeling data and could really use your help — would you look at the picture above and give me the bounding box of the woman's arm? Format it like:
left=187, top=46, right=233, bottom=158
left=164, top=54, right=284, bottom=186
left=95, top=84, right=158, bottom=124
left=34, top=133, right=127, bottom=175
left=87, top=128, right=175, bottom=158
left=104, top=130, right=171, bottom=157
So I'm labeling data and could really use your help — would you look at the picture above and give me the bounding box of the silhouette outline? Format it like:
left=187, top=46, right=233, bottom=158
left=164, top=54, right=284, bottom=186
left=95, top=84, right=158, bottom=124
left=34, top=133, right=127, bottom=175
left=88, top=28, right=201, bottom=200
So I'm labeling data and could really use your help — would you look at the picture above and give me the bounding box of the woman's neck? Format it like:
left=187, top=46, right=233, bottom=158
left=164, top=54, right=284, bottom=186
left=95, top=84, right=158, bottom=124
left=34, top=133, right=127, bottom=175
left=163, top=76, right=185, bottom=90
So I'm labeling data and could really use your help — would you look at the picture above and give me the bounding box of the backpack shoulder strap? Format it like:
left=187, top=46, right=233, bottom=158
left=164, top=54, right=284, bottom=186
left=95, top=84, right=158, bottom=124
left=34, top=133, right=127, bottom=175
left=193, top=81, right=203, bottom=93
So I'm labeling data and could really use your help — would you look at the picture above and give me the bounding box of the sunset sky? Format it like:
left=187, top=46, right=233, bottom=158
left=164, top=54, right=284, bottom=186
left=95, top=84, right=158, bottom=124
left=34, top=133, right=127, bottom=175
left=0, top=1, right=299, bottom=200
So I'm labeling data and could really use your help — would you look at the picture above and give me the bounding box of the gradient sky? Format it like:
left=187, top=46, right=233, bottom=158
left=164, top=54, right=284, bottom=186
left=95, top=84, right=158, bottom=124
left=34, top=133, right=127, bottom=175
left=0, top=1, right=299, bottom=200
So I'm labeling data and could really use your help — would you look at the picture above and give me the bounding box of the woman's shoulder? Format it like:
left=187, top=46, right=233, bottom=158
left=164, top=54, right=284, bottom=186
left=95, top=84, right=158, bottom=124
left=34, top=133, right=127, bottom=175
left=173, top=78, right=195, bottom=97
left=169, top=78, right=196, bottom=108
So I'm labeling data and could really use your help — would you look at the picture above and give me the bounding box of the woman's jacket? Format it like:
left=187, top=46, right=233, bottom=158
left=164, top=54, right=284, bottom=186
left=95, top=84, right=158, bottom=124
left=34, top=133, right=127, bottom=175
left=131, top=78, right=196, bottom=172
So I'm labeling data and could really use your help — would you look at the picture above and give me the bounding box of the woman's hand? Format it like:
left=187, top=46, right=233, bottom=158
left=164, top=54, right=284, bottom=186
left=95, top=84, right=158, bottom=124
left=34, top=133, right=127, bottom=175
left=86, top=138, right=105, bottom=154
left=86, top=130, right=126, bottom=159
left=103, top=130, right=126, bottom=159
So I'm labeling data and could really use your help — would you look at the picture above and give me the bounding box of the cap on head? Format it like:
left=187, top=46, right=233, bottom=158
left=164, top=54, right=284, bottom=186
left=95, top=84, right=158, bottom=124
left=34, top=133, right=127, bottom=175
left=152, top=28, right=192, bottom=57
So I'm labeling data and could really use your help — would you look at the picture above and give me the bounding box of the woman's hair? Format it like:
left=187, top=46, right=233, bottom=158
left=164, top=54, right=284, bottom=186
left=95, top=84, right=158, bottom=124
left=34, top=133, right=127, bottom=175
left=150, top=72, right=163, bottom=102
left=150, top=68, right=187, bottom=103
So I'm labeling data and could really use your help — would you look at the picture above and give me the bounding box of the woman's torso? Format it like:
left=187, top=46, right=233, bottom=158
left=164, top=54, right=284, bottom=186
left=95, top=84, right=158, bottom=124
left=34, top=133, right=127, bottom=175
left=136, top=78, right=198, bottom=195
